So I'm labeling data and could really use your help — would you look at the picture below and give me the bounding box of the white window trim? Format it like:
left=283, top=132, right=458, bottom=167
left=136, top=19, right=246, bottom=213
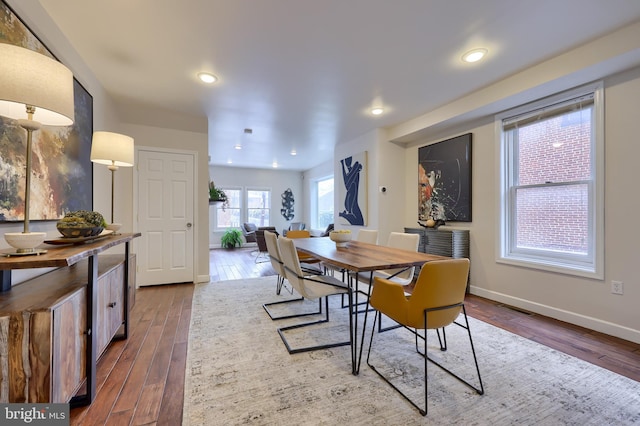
left=312, top=175, right=334, bottom=229
left=495, top=81, right=604, bottom=279
left=245, top=186, right=272, bottom=225
left=213, top=185, right=242, bottom=231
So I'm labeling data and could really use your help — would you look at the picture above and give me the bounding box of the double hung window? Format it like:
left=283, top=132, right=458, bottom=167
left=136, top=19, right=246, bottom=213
left=215, top=188, right=241, bottom=229
left=497, top=82, right=603, bottom=278
left=247, top=189, right=271, bottom=227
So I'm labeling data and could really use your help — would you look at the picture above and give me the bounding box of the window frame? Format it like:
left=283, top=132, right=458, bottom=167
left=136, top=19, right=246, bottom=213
left=312, top=175, right=334, bottom=229
left=496, top=82, right=604, bottom=279
left=246, top=187, right=271, bottom=227
left=213, top=186, right=242, bottom=231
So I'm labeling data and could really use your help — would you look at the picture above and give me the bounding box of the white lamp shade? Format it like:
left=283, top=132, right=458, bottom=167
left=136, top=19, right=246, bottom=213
left=0, top=43, right=75, bottom=126
left=91, top=131, right=135, bottom=167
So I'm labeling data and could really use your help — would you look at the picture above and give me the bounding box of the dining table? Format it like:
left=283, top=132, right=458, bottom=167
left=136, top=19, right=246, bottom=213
left=292, top=236, right=449, bottom=375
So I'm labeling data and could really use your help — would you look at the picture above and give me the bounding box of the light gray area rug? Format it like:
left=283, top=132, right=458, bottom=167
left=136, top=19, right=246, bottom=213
left=183, top=277, right=640, bottom=425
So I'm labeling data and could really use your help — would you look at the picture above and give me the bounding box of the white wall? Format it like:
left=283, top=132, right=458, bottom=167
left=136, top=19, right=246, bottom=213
left=387, top=27, right=640, bottom=342
left=122, top=123, right=210, bottom=282
left=396, top=68, right=640, bottom=343
left=208, top=165, right=303, bottom=246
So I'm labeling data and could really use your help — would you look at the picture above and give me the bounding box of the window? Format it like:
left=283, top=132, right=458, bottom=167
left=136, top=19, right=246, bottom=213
left=247, top=189, right=271, bottom=227
left=316, top=177, right=334, bottom=229
left=215, top=188, right=241, bottom=229
left=497, top=82, right=603, bottom=278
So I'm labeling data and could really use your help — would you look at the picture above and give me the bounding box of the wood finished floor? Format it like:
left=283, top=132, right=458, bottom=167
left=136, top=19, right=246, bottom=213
left=71, top=245, right=640, bottom=425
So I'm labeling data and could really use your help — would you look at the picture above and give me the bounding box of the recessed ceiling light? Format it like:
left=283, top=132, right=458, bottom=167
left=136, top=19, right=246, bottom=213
left=272, top=162, right=278, bottom=168
left=197, top=72, right=217, bottom=84
left=290, top=150, right=297, bottom=156
left=227, top=159, right=233, bottom=164
left=462, top=48, right=488, bottom=63
left=371, top=107, right=384, bottom=115
left=234, top=144, right=242, bottom=150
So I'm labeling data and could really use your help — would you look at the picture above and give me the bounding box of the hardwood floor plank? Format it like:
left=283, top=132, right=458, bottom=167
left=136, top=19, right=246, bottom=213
left=131, top=382, right=164, bottom=425
left=157, top=341, right=188, bottom=426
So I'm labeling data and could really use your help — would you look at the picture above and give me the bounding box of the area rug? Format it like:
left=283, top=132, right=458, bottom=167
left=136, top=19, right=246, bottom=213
left=183, top=277, right=640, bottom=425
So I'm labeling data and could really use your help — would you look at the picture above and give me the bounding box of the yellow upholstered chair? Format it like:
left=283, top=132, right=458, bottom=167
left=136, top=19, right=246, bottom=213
left=366, top=258, right=483, bottom=416
left=276, top=237, right=353, bottom=354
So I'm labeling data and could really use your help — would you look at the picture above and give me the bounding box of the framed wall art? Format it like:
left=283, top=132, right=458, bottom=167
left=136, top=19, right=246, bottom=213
left=418, top=133, right=472, bottom=222
left=338, top=151, right=367, bottom=226
left=0, top=0, right=93, bottom=222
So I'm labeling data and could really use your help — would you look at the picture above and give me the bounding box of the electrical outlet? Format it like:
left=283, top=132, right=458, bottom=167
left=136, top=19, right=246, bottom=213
left=611, top=280, right=624, bottom=295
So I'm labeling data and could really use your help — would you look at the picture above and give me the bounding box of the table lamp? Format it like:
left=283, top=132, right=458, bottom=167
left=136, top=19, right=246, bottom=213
left=0, top=43, right=75, bottom=254
left=90, top=131, right=134, bottom=232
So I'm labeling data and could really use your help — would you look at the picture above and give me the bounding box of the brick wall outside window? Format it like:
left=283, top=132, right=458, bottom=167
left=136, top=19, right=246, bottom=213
left=515, top=111, right=591, bottom=254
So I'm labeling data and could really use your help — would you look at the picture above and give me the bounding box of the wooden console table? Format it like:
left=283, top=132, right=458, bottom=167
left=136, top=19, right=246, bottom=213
left=0, top=232, right=140, bottom=406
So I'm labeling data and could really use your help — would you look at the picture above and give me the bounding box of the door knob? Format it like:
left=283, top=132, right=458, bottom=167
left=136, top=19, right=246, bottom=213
left=187, top=222, right=193, bottom=228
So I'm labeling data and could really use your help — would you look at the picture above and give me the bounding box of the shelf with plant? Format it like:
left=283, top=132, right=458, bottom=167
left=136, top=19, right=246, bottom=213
left=209, top=181, right=229, bottom=210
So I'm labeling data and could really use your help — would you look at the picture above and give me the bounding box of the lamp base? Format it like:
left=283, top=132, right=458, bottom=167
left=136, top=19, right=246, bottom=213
left=4, top=232, right=47, bottom=255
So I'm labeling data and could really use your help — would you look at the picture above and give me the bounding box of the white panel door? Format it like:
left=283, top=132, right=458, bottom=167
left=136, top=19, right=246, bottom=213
left=137, top=149, right=194, bottom=286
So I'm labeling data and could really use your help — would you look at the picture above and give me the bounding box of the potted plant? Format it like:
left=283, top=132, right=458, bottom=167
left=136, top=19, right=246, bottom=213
left=221, top=228, right=243, bottom=249
left=209, top=181, right=229, bottom=210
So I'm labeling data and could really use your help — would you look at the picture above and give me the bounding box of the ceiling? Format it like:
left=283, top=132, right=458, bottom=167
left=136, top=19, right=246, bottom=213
left=37, top=0, right=640, bottom=171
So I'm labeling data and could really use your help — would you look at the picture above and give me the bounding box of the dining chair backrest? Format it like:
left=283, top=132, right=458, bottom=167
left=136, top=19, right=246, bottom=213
left=372, top=258, right=470, bottom=330
left=264, top=231, right=285, bottom=277
left=379, top=232, right=421, bottom=283
left=387, top=232, right=420, bottom=251
left=289, top=222, right=305, bottom=231
left=286, top=229, right=310, bottom=239
left=357, top=229, right=378, bottom=245
left=278, top=237, right=314, bottom=299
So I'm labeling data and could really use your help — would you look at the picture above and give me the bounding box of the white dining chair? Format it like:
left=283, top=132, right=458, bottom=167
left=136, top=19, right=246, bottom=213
left=373, top=232, right=420, bottom=285
left=357, top=229, right=378, bottom=245
left=275, top=237, right=353, bottom=354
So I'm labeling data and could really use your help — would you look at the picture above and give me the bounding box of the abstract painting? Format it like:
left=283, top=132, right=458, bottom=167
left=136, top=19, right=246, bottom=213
left=418, top=133, right=472, bottom=222
left=0, top=1, right=93, bottom=222
left=338, top=151, right=367, bottom=226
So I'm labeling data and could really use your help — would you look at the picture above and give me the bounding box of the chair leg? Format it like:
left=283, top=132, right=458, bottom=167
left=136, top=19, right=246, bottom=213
left=275, top=275, right=293, bottom=296
left=366, top=310, right=428, bottom=416
left=263, top=293, right=321, bottom=321
left=423, top=307, right=484, bottom=396
left=366, top=305, right=484, bottom=416
left=277, top=295, right=352, bottom=354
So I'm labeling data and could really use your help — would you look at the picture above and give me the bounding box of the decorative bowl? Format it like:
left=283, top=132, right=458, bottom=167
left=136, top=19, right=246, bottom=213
left=4, top=232, right=46, bottom=252
left=56, top=221, right=103, bottom=238
left=329, top=230, right=352, bottom=247
left=106, top=223, right=122, bottom=233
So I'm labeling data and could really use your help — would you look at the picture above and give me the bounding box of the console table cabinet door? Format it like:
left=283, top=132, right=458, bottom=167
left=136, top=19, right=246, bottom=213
left=51, top=287, right=87, bottom=403
left=97, top=265, right=124, bottom=354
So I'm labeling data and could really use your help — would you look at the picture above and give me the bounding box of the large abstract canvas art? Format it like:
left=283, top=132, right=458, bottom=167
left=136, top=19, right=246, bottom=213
left=338, top=151, right=367, bottom=226
left=418, top=133, right=472, bottom=222
left=0, top=1, right=93, bottom=222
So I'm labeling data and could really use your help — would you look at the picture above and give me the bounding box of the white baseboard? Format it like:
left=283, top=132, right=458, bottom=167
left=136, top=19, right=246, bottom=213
left=469, top=285, right=640, bottom=344
left=196, top=274, right=210, bottom=283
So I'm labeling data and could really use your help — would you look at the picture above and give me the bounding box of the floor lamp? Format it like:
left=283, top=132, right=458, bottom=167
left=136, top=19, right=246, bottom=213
left=90, top=131, right=134, bottom=233
left=0, top=43, right=75, bottom=254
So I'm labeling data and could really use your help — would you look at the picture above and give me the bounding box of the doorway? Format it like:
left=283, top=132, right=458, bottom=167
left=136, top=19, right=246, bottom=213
left=136, top=148, right=195, bottom=286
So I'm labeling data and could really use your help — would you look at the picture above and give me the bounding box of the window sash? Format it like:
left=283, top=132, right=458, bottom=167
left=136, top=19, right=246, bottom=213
left=498, top=82, right=603, bottom=278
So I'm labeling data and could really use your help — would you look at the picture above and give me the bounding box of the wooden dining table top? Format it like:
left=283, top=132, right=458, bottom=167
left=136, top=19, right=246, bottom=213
left=292, top=236, right=449, bottom=272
